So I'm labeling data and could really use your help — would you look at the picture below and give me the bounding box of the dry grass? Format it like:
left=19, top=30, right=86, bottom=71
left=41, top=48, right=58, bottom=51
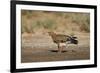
left=21, top=10, right=90, bottom=34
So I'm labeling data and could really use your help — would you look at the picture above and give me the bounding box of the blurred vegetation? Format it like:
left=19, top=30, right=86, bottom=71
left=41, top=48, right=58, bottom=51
left=21, top=10, right=90, bottom=34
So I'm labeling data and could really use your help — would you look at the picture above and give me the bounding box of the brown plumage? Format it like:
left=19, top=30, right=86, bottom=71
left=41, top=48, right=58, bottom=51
left=48, top=32, right=78, bottom=52
left=48, top=32, right=69, bottom=43
left=48, top=32, right=70, bottom=52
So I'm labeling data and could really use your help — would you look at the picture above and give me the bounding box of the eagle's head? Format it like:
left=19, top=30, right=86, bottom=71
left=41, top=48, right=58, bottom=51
left=48, top=32, right=56, bottom=36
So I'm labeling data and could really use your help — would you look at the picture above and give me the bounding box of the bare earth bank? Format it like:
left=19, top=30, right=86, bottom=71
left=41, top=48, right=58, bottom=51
left=21, top=33, right=90, bottom=63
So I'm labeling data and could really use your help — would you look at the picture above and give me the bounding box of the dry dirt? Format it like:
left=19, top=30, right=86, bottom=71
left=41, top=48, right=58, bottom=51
left=21, top=33, right=90, bottom=63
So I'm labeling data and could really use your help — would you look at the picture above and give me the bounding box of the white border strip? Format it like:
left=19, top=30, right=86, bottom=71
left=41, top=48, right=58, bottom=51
left=16, top=4, right=94, bottom=69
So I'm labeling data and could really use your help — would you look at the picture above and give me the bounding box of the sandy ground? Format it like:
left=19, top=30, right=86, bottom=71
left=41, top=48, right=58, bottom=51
left=21, top=33, right=90, bottom=63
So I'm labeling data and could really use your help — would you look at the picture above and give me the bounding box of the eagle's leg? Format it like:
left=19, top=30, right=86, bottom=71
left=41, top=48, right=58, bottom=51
left=58, top=43, right=64, bottom=53
left=57, top=43, right=61, bottom=53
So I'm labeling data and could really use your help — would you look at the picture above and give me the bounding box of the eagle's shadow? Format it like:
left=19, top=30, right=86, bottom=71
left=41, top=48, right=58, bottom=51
left=49, top=50, right=67, bottom=53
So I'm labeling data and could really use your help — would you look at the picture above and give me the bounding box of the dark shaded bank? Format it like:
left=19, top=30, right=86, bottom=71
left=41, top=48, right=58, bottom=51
left=21, top=46, right=90, bottom=63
